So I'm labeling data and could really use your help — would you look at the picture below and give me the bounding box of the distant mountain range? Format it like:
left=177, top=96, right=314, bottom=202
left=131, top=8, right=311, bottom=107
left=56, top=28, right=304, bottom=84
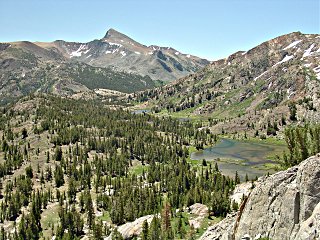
left=136, top=32, right=320, bottom=134
left=35, top=28, right=209, bottom=82
left=0, top=28, right=209, bottom=103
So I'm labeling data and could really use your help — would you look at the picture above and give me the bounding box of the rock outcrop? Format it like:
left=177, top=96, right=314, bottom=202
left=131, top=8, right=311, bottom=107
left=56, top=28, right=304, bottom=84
left=230, top=182, right=253, bottom=205
left=106, top=215, right=154, bottom=240
left=199, top=213, right=237, bottom=240
left=188, top=203, right=209, bottom=229
left=200, top=154, right=320, bottom=240
left=189, top=203, right=208, bottom=217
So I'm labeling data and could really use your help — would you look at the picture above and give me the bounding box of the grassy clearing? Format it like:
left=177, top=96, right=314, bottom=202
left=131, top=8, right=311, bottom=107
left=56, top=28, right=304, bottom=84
left=129, top=164, right=149, bottom=175
left=170, top=210, right=222, bottom=239
left=41, top=204, right=60, bottom=239
left=222, top=135, right=287, bottom=150
left=241, top=136, right=287, bottom=146
left=195, top=216, right=222, bottom=238
left=98, top=211, right=111, bottom=222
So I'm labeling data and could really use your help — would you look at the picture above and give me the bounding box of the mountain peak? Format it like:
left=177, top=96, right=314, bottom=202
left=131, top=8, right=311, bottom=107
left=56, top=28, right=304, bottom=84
left=103, top=28, right=125, bottom=39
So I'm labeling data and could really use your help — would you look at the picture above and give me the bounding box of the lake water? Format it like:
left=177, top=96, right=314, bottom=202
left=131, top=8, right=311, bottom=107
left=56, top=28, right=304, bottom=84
left=191, top=138, right=286, bottom=180
left=131, top=109, right=151, bottom=114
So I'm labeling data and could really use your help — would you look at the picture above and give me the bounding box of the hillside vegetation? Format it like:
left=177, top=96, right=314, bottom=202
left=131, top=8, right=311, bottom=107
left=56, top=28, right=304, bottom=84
left=134, top=32, right=320, bottom=136
left=0, top=94, right=238, bottom=239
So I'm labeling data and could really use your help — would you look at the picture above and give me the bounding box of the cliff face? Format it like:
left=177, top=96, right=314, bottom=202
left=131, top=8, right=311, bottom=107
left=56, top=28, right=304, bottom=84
left=200, top=154, right=320, bottom=240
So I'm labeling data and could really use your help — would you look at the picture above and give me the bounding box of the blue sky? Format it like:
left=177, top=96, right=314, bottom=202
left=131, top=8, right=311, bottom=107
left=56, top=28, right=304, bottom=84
left=0, top=0, right=319, bottom=60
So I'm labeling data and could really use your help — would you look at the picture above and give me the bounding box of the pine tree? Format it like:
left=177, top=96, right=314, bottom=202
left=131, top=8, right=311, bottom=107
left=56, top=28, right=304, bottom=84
left=85, top=191, right=95, bottom=229
left=149, top=216, right=161, bottom=240
left=93, top=220, right=103, bottom=240
left=112, top=228, right=124, bottom=240
left=55, top=146, right=63, bottom=161
left=235, top=171, right=240, bottom=184
left=21, top=128, right=28, bottom=139
left=141, top=220, right=149, bottom=240
left=161, top=202, right=173, bottom=239
left=54, top=164, right=64, bottom=187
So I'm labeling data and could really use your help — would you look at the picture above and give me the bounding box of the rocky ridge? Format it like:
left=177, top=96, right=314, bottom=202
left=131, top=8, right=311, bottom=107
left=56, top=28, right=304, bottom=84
left=34, top=28, right=209, bottom=82
left=0, top=41, right=155, bottom=103
left=0, top=28, right=209, bottom=103
left=200, top=154, right=320, bottom=240
left=137, top=32, right=320, bottom=135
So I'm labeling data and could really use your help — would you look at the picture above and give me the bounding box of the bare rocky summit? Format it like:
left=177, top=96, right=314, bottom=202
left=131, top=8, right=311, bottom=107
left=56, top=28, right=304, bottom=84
left=200, top=154, right=320, bottom=240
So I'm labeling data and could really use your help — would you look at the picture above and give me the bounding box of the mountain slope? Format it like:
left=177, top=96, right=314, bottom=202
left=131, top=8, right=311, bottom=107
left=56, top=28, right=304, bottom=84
left=0, top=28, right=209, bottom=103
left=0, top=41, right=156, bottom=103
left=136, top=32, right=320, bottom=134
left=34, top=28, right=210, bottom=82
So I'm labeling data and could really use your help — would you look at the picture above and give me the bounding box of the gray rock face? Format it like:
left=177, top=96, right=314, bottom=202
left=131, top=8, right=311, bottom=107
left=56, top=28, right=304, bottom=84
left=199, top=213, right=236, bottom=240
left=200, top=155, right=320, bottom=240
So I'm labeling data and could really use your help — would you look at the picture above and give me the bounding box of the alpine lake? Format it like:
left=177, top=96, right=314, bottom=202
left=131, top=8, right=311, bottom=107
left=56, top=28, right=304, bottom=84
left=132, top=109, right=287, bottom=180
left=191, top=138, right=287, bottom=180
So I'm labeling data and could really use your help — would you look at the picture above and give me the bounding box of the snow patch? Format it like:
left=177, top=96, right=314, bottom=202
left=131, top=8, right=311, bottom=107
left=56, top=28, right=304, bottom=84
left=283, top=40, right=302, bottom=50
left=273, top=55, right=294, bottom=67
left=241, top=51, right=247, bottom=55
left=187, top=54, right=191, bottom=58
left=105, top=50, right=112, bottom=54
left=304, top=63, right=312, bottom=67
left=175, top=52, right=180, bottom=55
left=254, top=70, right=268, bottom=81
left=314, top=66, right=320, bottom=72
left=83, top=49, right=91, bottom=54
left=86, top=54, right=92, bottom=59
left=134, top=51, right=141, bottom=55
left=302, top=44, right=315, bottom=58
left=109, top=42, right=122, bottom=47
left=286, top=87, right=295, bottom=99
left=70, top=44, right=87, bottom=57
left=313, top=66, right=320, bottom=80
left=120, top=51, right=126, bottom=57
